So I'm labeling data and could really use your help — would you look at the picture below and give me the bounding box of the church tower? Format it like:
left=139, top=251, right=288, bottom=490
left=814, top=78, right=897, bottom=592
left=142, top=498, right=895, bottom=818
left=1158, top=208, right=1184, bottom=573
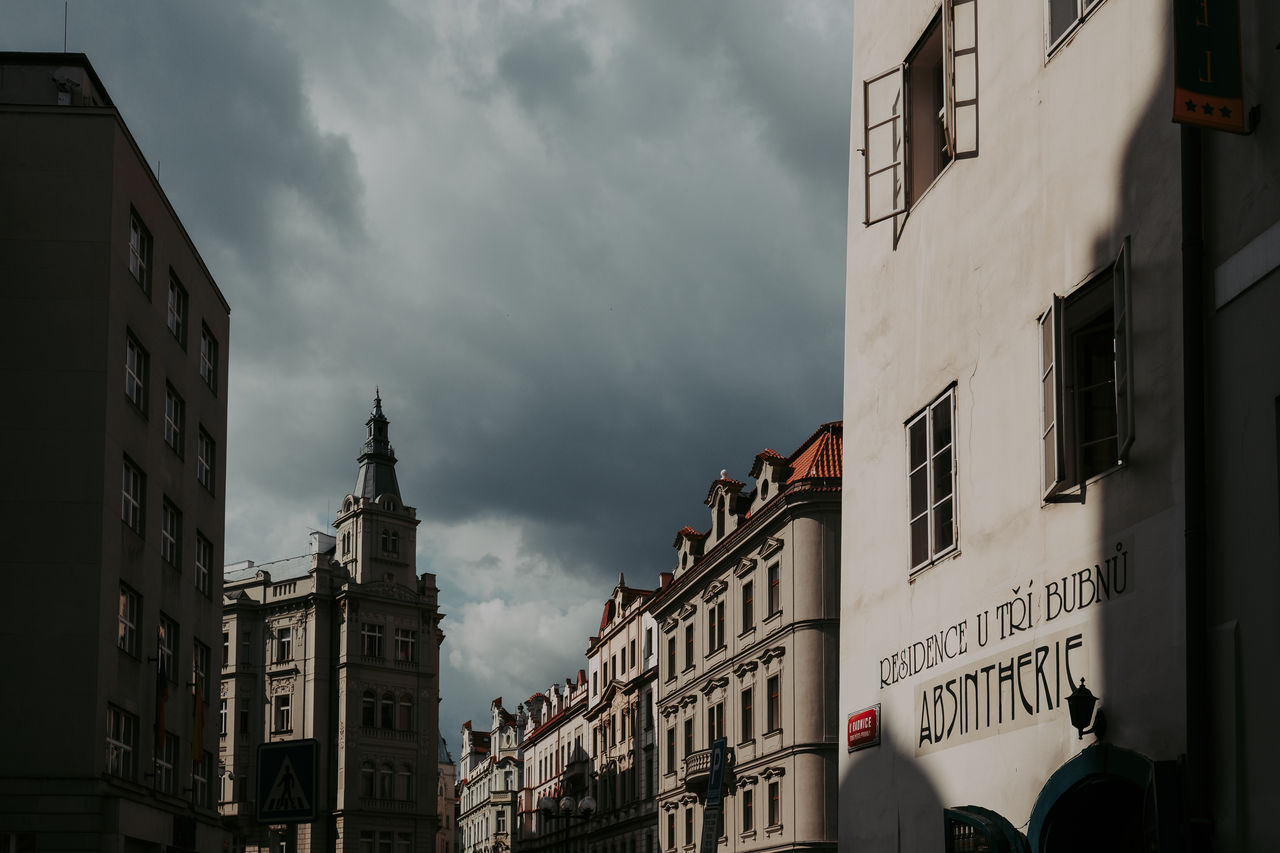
left=335, top=392, right=420, bottom=585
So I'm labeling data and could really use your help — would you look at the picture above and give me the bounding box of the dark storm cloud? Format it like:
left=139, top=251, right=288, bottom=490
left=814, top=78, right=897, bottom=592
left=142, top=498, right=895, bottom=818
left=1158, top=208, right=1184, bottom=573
left=4, top=0, right=851, bottom=741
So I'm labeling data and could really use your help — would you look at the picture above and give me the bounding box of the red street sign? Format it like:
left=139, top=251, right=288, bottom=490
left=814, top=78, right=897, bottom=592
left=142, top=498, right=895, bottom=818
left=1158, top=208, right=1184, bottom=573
left=847, top=705, right=881, bottom=753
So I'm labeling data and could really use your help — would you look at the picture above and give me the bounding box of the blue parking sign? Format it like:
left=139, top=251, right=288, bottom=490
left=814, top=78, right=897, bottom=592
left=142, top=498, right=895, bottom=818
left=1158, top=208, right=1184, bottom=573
left=257, top=739, right=319, bottom=824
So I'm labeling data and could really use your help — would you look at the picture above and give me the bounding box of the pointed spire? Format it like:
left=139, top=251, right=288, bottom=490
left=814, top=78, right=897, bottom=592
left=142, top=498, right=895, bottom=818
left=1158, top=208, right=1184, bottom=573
left=354, top=391, right=401, bottom=501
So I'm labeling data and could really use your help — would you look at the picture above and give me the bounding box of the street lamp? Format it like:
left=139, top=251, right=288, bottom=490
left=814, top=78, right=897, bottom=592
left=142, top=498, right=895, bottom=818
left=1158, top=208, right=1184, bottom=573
left=538, top=795, right=596, bottom=853
left=1066, top=678, right=1107, bottom=740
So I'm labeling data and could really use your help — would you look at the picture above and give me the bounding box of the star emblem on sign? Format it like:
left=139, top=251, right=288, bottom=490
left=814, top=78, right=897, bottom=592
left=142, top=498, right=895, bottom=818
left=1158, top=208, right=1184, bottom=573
left=1219, top=105, right=1232, bottom=118
left=1185, top=99, right=1198, bottom=112
left=1202, top=102, right=1215, bottom=114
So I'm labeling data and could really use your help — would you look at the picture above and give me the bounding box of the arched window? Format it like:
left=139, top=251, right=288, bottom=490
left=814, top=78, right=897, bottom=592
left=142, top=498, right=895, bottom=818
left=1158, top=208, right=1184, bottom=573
left=399, top=763, right=414, bottom=800
left=715, top=497, right=725, bottom=538
left=379, top=762, right=394, bottom=799
left=398, top=693, right=414, bottom=730
left=380, top=692, right=394, bottom=728
left=362, top=690, right=376, bottom=727
left=360, top=761, right=375, bottom=798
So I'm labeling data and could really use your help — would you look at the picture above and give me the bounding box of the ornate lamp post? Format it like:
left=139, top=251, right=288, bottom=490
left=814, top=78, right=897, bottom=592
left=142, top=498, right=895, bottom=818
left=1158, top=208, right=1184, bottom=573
left=538, top=795, right=596, bottom=853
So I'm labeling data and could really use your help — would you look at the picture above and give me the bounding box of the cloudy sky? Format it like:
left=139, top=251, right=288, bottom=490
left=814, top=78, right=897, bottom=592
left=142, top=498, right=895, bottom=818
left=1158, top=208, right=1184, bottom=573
left=6, top=0, right=850, bottom=746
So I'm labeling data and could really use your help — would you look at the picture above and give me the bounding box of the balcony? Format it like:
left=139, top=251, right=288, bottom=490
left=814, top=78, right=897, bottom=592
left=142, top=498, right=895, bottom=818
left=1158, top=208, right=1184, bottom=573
left=681, top=746, right=734, bottom=795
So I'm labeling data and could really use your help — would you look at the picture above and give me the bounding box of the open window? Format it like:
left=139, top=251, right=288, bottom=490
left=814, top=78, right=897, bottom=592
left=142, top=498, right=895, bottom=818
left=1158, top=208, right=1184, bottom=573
left=1040, top=238, right=1132, bottom=502
left=862, top=0, right=978, bottom=225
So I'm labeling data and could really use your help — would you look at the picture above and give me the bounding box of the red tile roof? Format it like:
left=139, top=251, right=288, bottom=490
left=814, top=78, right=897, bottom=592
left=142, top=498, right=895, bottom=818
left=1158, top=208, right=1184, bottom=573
left=786, top=421, right=842, bottom=481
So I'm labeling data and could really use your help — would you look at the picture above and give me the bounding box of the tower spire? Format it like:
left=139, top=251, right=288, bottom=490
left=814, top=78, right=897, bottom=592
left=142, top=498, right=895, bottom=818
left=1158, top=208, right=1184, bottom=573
left=354, top=392, right=400, bottom=501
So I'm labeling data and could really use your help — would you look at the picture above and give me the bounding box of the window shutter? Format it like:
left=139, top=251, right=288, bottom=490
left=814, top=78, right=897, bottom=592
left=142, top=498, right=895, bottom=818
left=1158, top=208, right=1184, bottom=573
left=944, top=0, right=979, bottom=158
left=1113, top=237, right=1134, bottom=459
left=863, top=64, right=907, bottom=225
left=1040, top=297, right=1066, bottom=499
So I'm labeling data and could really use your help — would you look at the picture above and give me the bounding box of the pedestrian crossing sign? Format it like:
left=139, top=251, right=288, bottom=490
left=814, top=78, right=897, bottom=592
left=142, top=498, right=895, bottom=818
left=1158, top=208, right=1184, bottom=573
left=256, top=739, right=319, bottom=824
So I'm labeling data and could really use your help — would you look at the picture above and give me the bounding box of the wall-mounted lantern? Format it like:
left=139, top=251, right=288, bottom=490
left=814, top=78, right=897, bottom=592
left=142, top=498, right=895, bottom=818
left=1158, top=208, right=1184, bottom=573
left=1066, top=678, right=1107, bottom=740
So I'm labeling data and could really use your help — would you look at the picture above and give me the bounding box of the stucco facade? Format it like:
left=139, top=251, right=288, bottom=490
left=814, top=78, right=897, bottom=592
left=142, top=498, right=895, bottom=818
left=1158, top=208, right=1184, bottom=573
left=840, top=0, right=1278, bottom=848
left=652, top=423, right=841, bottom=853
left=458, top=702, right=523, bottom=853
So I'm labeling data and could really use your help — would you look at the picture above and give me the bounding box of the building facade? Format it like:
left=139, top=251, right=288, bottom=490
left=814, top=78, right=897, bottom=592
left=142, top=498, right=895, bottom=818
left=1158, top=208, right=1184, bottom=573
left=439, top=737, right=458, bottom=853
left=840, top=0, right=1278, bottom=848
left=0, top=51, right=230, bottom=852
left=518, top=674, right=591, bottom=853
left=653, top=423, right=841, bottom=853
left=458, top=702, right=523, bottom=853
left=583, top=579, right=658, bottom=853
left=220, top=397, right=443, bottom=851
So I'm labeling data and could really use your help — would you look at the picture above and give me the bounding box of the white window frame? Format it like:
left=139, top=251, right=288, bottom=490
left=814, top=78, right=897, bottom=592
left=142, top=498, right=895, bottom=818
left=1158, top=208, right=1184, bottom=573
left=125, top=333, right=148, bottom=411
left=274, top=694, right=292, bottom=732
left=159, top=615, right=177, bottom=681
left=167, top=275, right=187, bottom=344
left=164, top=386, right=184, bottom=455
left=362, top=623, right=384, bottom=658
left=861, top=0, right=978, bottom=226
left=106, top=705, right=137, bottom=780
left=1040, top=238, right=1133, bottom=501
left=129, top=212, right=151, bottom=292
left=161, top=498, right=181, bottom=567
left=197, top=428, right=215, bottom=493
left=906, top=387, right=958, bottom=573
left=194, top=532, right=212, bottom=596
left=200, top=325, right=218, bottom=393
left=276, top=625, right=293, bottom=662
left=1045, top=0, right=1104, bottom=55
left=122, top=457, right=145, bottom=534
left=118, top=583, right=139, bottom=656
left=194, top=640, right=210, bottom=703
left=395, top=628, right=417, bottom=663
left=156, top=729, right=177, bottom=793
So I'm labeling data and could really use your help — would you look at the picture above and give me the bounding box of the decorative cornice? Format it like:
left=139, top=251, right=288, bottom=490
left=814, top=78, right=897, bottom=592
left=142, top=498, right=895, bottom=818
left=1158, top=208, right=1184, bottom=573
left=701, top=580, right=727, bottom=602
left=734, top=558, right=757, bottom=578
left=661, top=617, right=680, bottom=635
left=735, top=774, right=759, bottom=789
left=678, top=694, right=699, bottom=709
left=757, top=537, right=783, bottom=560
left=758, top=646, right=785, bottom=664
left=761, top=765, right=786, bottom=780
left=733, top=661, right=759, bottom=679
left=699, top=676, right=729, bottom=696
left=660, top=704, right=681, bottom=719
left=677, top=603, right=697, bottom=621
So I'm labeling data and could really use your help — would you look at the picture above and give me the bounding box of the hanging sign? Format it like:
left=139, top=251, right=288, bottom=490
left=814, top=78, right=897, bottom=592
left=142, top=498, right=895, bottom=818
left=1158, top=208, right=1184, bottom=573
left=847, top=705, right=881, bottom=752
left=1173, top=0, right=1247, bottom=133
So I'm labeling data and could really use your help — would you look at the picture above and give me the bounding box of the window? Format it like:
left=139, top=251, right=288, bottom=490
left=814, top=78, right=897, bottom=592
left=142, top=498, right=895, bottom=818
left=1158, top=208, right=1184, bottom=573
left=197, top=427, right=215, bottom=493
left=665, top=727, right=675, bottom=772
left=161, top=498, right=182, bottom=568
left=395, top=628, right=417, bottom=663
left=379, top=763, right=394, bottom=799
left=220, top=699, right=228, bottom=735
left=238, top=699, right=249, bottom=738
left=742, top=788, right=754, bottom=832
left=167, top=275, right=187, bottom=345
left=862, top=0, right=978, bottom=224
left=118, top=583, right=139, bottom=656
left=276, top=626, right=293, bottom=662
left=907, top=387, right=958, bottom=572
left=164, top=385, right=185, bottom=455
left=707, top=702, right=724, bottom=744
left=1040, top=240, right=1133, bottom=501
left=684, top=624, right=694, bottom=670
left=685, top=809, right=694, bottom=845
left=740, top=687, right=754, bottom=742
left=362, top=623, right=384, bottom=658
left=193, top=640, right=210, bottom=702
left=398, top=693, right=414, bottom=730
left=766, top=674, right=781, bottom=732
left=667, top=814, right=676, bottom=850
left=381, top=528, right=400, bottom=554
left=129, top=211, right=152, bottom=293
left=380, top=692, right=394, bottom=729
left=741, top=580, right=755, bottom=632
left=156, top=729, right=176, bottom=793
left=666, top=637, right=676, bottom=680
left=121, top=457, right=146, bottom=535
left=194, top=532, right=212, bottom=597
left=193, top=751, right=213, bottom=808
left=707, top=600, right=725, bottom=653
left=1047, top=0, right=1103, bottom=51
left=767, top=564, right=780, bottom=616
left=158, top=615, right=177, bottom=682
left=683, top=719, right=693, bottom=758
left=200, top=325, right=218, bottom=393
left=630, top=639, right=637, bottom=669
left=361, top=762, right=376, bottom=797
left=274, top=694, right=292, bottom=732
left=106, top=705, right=137, bottom=780
left=362, top=690, right=377, bottom=727
left=768, top=781, right=781, bottom=827
left=496, top=810, right=506, bottom=833
left=125, top=333, right=148, bottom=412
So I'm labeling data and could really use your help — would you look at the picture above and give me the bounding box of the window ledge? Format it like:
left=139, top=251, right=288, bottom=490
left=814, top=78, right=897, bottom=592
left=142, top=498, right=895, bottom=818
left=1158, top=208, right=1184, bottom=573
left=908, top=546, right=961, bottom=583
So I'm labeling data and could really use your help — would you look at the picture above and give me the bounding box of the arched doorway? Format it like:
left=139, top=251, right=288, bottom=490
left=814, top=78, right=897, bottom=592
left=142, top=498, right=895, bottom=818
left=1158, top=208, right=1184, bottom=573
left=1028, top=745, right=1152, bottom=853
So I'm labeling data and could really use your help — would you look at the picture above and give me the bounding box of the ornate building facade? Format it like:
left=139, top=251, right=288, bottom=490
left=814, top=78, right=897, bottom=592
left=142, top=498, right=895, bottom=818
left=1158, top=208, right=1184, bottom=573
left=458, top=701, right=523, bottom=853
left=220, top=397, right=443, bottom=851
left=652, top=423, right=841, bottom=853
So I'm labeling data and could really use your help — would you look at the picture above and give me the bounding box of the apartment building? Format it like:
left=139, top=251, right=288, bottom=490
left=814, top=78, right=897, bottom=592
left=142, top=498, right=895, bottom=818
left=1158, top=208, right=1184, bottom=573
left=519, top=675, right=591, bottom=853
left=439, top=737, right=458, bottom=853
left=840, top=0, right=1279, bottom=847
left=0, top=51, right=230, bottom=852
left=220, top=397, right=443, bottom=851
left=458, top=702, right=523, bottom=853
left=584, top=577, right=659, bottom=853
left=652, top=423, right=841, bottom=853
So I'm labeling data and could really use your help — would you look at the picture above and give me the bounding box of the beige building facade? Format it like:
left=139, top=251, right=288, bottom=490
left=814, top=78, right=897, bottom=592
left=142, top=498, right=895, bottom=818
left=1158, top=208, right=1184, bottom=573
left=458, top=702, right=523, bottom=853
left=518, top=675, right=591, bottom=853
left=840, top=0, right=1279, bottom=848
left=653, top=423, right=841, bottom=853
left=220, top=397, right=443, bottom=851
left=0, top=51, right=230, bottom=853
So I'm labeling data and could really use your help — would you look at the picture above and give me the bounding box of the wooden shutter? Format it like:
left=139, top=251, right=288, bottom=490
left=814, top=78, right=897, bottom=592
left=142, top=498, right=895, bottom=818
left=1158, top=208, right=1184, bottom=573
left=1113, top=237, right=1134, bottom=459
left=944, top=0, right=979, bottom=158
left=863, top=64, right=906, bottom=225
left=1040, top=297, right=1066, bottom=499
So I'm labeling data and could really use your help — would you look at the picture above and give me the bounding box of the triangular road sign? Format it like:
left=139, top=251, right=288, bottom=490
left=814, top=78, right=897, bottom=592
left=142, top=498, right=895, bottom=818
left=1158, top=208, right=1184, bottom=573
left=264, top=756, right=310, bottom=813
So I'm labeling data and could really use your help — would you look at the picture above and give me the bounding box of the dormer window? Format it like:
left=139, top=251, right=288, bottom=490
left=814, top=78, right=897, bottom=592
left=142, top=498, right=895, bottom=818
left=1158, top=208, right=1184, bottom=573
left=760, top=479, right=769, bottom=500
left=715, top=498, right=725, bottom=539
